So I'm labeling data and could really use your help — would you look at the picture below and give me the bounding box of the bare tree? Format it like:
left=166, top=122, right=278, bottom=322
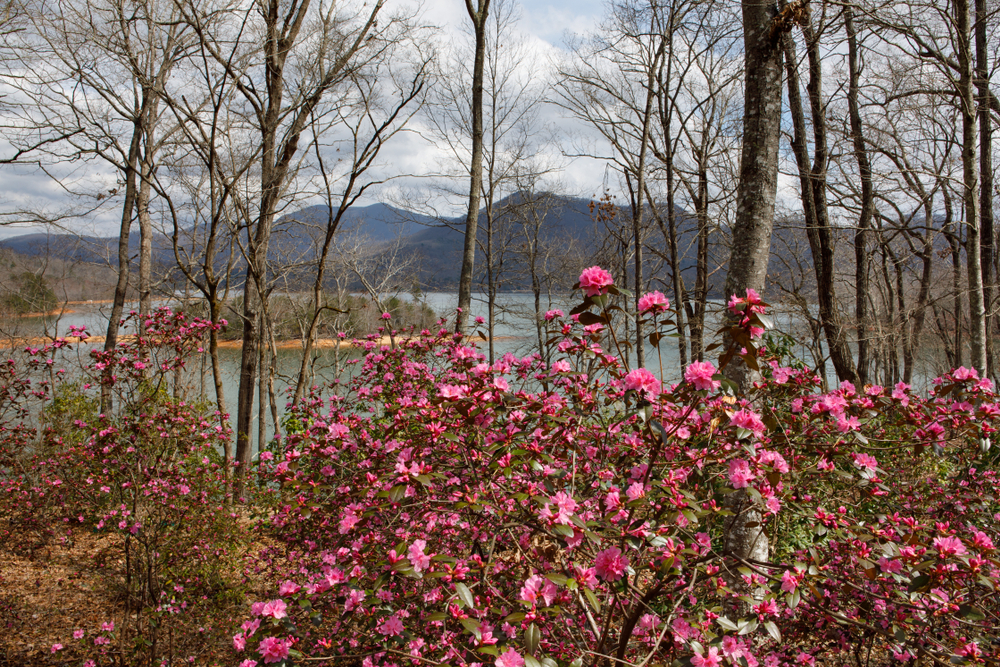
left=455, top=0, right=492, bottom=335
left=166, top=0, right=407, bottom=488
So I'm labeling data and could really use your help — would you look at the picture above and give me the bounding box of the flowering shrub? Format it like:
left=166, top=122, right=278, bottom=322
left=235, top=272, right=1000, bottom=667
left=1, top=309, right=253, bottom=665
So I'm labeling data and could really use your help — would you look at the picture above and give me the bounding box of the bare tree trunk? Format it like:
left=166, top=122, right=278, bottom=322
left=845, top=7, right=874, bottom=385
left=720, top=0, right=784, bottom=613
left=976, top=0, right=994, bottom=376
left=944, top=188, right=964, bottom=368
left=136, top=94, right=161, bottom=326
left=455, top=0, right=491, bottom=335
left=102, top=109, right=145, bottom=413
left=957, top=0, right=987, bottom=375
left=782, top=15, right=858, bottom=384
left=257, top=313, right=267, bottom=463
left=723, top=0, right=783, bottom=390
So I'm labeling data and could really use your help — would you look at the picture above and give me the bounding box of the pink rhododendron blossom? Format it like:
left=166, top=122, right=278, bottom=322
left=233, top=634, right=247, bottom=651
left=685, top=361, right=720, bottom=391
left=781, top=569, right=798, bottom=593
left=258, top=637, right=292, bottom=664
left=578, top=266, right=614, bottom=297
left=691, top=647, right=721, bottom=667
left=408, top=539, right=432, bottom=573
left=637, top=290, right=669, bottom=313
left=730, top=408, right=765, bottom=438
left=551, top=360, right=571, bottom=373
left=851, top=452, right=879, bottom=472
left=594, top=546, right=629, bottom=581
left=495, top=648, right=525, bottom=667
left=544, top=309, right=564, bottom=320
left=623, top=368, right=661, bottom=397
left=932, top=536, right=967, bottom=557
left=541, top=491, right=578, bottom=524
left=727, top=288, right=765, bottom=314
left=728, top=459, right=753, bottom=488
left=261, top=599, right=287, bottom=619
left=278, top=580, right=300, bottom=596
left=378, top=614, right=404, bottom=636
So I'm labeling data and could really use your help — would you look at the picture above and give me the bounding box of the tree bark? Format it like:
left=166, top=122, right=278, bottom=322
left=975, top=0, right=994, bottom=377
left=845, top=7, right=874, bottom=385
left=956, top=0, right=987, bottom=375
left=455, top=0, right=491, bottom=335
left=723, top=0, right=783, bottom=390
left=782, top=13, right=858, bottom=384
left=101, top=102, right=147, bottom=414
left=720, top=0, right=784, bottom=613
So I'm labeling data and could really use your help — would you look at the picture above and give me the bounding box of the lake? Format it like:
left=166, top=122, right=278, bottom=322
left=2, top=291, right=952, bottom=452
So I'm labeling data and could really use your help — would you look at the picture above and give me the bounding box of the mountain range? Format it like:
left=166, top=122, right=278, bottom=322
left=0, top=194, right=729, bottom=294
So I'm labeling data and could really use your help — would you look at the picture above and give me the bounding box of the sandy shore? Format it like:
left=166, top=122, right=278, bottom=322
left=1, top=333, right=509, bottom=350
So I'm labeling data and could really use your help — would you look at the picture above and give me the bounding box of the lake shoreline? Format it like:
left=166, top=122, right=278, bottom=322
left=1, top=332, right=518, bottom=350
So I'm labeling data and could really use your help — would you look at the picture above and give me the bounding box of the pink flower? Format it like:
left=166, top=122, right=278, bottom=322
left=408, top=539, right=432, bottom=573
left=496, top=648, right=525, bottom=667
left=233, top=634, right=246, bottom=651
left=728, top=459, right=754, bottom=489
left=519, top=574, right=558, bottom=605
left=579, top=266, right=614, bottom=297
left=51, top=644, right=63, bottom=653
left=638, top=291, right=669, bottom=313
left=691, top=647, right=722, bottom=667
left=932, top=536, right=967, bottom=557
left=730, top=408, right=765, bottom=438
left=727, top=288, right=765, bottom=315
left=851, top=452, right=878, bottom=472
left=594, top=546, right=629, bottom=581
left=261, top=599, right=287, bottom=619
left=541, top=491, right=578, bottom=525
left=73, top=629, right=85, bottom=639
left=544, top=309, right=564, bottom=320
left=623, top=368, right=661, bottom=397
left=952, top=366, right=979, bottom=381
left=685, top=361, right=720, bottom=392
left=258, top=636, right=292, bottom=664
left=278, top=580, right=300, bottom=596
left=378, top=614, right=404, bottom=636
left=780, top=569, right=798, bottom=593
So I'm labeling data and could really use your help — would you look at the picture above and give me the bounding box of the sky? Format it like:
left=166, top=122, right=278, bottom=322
left=0, top=0, right=617, bottom=239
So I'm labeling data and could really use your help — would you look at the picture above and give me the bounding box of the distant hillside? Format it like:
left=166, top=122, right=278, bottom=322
left=0, top=195, right=736, bottom=295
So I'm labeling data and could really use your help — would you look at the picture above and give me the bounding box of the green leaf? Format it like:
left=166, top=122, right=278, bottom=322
left=388, top=485, right=406, bottom=502
left=524, top=623, right=540, bottom=656
left=479, top=647, right=500, bottom=657
left=545, top=573, right=569, bottom=586
left=455, top=582, right=475, bottom=609
left=460, top=618, right=482, bottom=639
left=424, top=612, right=447, bottom=622
left=716, top=616, right=739, bottom=632
left=787, top=589, right=800, bottom=609
left=763, top=620, right=781, bottom=642
left=957, top=604, right=986, bottom=622
left=738, top=617, right=758, bottom=635
left=583, top=587, right=601, bottom=613
left=524, top=657, right=542, bottom=667
left=907, top=573, right=931, bottom=593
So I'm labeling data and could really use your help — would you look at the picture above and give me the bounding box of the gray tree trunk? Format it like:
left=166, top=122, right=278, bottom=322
left=720, top=0, right=785, bottom=612
left=455, top=0, right=491, bottom=334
